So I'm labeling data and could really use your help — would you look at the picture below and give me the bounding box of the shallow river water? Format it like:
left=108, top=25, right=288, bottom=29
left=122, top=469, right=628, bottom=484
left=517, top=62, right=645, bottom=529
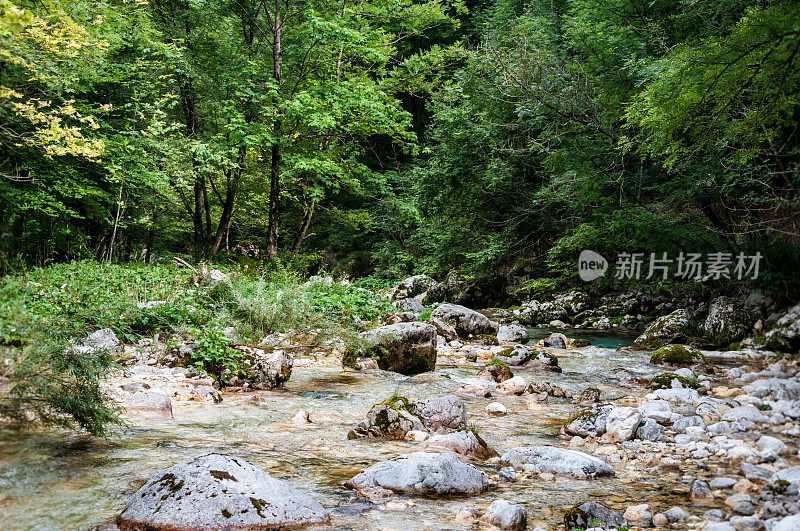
left=0, top=331, right=732, bottom=530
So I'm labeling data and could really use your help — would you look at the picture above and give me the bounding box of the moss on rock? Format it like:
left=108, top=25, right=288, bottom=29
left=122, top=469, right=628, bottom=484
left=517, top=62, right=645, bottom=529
left=647, top=372, right=699, bottom=389
left=650, top=344, right=705, bottom=366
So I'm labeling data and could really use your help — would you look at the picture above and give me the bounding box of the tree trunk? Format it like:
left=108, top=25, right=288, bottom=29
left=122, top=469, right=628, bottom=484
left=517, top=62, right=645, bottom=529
left=265, top=0, right=283, bottom=260
left=209, top=147, right=246, bottom=254
left=291, top=200, right=315, bottom=253
left=106, top=182, right=124, bottom=262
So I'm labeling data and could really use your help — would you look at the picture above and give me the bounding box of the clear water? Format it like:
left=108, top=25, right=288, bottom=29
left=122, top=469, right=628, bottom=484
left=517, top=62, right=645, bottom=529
left=0, top=339, right=712, bottom=530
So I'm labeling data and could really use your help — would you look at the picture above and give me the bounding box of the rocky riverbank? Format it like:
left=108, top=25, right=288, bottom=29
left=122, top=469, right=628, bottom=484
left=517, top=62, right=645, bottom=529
left=1, top=276, right=799, bottom=530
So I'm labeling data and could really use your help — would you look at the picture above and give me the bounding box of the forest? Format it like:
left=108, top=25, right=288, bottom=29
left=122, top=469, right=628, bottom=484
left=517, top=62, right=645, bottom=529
left=2, top=0, right=798, bottom=296
left=2, top=0, right=800, bottom=530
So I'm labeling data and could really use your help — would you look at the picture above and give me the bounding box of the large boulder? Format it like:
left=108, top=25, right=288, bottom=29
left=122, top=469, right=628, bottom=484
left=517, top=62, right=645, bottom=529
left=407, top=394, right=467, bottom=432
left=233, top=346, right=293, bottom=388
left=117, top=453, right=329, bottom=530
left=499, top=446, right=615, bottom=479
left=392, top=274, right=436, bottom=301
left=649, top=344, right=705, bottom=366
left=344, top=452, right=488, bottom=496
left=75, top=328, right=121, bottom=355
left=743, top=378, right=800, bottom=401
left=348, top=403, right=425, bottom=439
left=562, top=405, right=614, bottom=438
left=497, top=324, right=529, bottom=343
left=766, top=302, right=800, bottom=352
left=605, top=407, right=642, bottom=442
left=349, top=394, right=466, bottom=439
left=633, top=309, right=695, bottom=349
left=702, top=296, right=753, bottom=347
left=430, top=304, right=499, bottom=338
left=342, top=322, right=437, bottom=375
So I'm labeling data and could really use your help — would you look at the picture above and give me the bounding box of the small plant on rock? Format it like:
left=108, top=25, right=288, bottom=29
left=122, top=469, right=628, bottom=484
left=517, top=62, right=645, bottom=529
left=189, top=327, right=244, bottom=384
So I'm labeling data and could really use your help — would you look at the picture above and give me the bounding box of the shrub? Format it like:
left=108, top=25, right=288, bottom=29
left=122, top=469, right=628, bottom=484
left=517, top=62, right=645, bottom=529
left=188, top=327, right=244, bottom=384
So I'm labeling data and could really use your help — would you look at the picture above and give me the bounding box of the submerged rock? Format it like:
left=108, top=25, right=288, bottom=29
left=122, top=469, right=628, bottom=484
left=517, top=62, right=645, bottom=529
left=122, top=391, right=173, bottom=418
left=117, top=453, right=329, bottom=530
left=342, top=322, right=437, bottom=375
left=430, top=304, right=499, bottom=338
left=499, top=446, right=615, bottom=478
left=344, top=452, right=488, bottom=496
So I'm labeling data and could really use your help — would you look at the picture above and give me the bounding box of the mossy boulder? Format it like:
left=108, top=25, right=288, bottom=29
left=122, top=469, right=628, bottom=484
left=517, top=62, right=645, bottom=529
left=650, top=344, right=705, bottom=366
left=562, top=405, right=614, bottom=438
left=647, top=372, right=700, bottom=390
left=702, top=296, right=754, bottom=348
left=766, top=302, right=800, bottom=353
left=430, top=304, right=499, bottom=338
left=633, top=309, right=695, bottom=349
left=342, top=322, right=437, bottom=375
left=478, top=358, right=514, bottom=382
left=494, top=345, right=532, bottom=365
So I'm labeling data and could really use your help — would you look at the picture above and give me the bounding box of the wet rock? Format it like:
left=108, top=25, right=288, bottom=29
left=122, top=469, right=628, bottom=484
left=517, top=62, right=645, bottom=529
left=428, top=316, right=459, bottom=342
left=500, top=446, right=615, bottom=479
left=122, top=391, right=173, bottom=418
left=633, top=309, right=695, bottom=349
left=740, top=463, right=772, bottom=483
left=498, top=467, right=516, bottom=483
left=408, top=395, right=467, bottom=432
left=711, top=477, right=738, bottom=489
left=704, top=524, right=735, bottom=531
left=651, top=387, right=700, bottom=404
left=743, top=378, right=800, bottom=401
left=116, top=453, right=329, bottom=530
left=760, top=479, right=800, bottom=519
left=493, top=345, right=532, bottom=366
left=495, top=376, right=527, bottom=395
left=721, top=405, right=767, bottom=423
left=675, top=415, right=707, bottom=433
left=663, top=506, right=690, bottom=525
left=542, top=333, right=573, bottom=349
left=481, top=499, right=527, bottom=530
left=405, top=430, right=429, bottom=442
left=344, top=452, right=488, bottom=496
left=563, top=405, right=613, bottom=438
left=702, top=296, right=753, bottom=347
left=605, top=407, right=641, bottom=441
left=523, top=350, right=562, bottom=372
left=342, top=322, right=437, bottom=376
left=636, top=417, right=666, bottom=441
left=233, top=345, right=293, bottom=388
left=430, top=304, right=499, bottom=338
left=729, top=516, right=765, bottom=531
left=348, top=403, right=425, bottom=439
left=497, top=325, right=529, bottom=343
left=623, top=504, right=653, bottom=527
left=454, top=384, right=492, bottom=399
left=527, top=381, right=571, bottom=399
left=486, top=402, right=507, bottom=416
left=564, top=501, right=626, bottom=530
left=417, top=430, right=499, bottom=460
left=691, top=480, right=715, bottom=501
left=765, top=302, right=800, bottom=353
left=478, top=362, right=514, bottom=383
left=725, top=494, right=755, bottom=516
left=638, top=399, right=673, bottom=423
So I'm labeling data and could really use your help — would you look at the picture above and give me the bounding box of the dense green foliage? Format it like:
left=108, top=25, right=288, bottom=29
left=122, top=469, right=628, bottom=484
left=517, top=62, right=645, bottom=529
left=2, top=0, right=798, bottom=298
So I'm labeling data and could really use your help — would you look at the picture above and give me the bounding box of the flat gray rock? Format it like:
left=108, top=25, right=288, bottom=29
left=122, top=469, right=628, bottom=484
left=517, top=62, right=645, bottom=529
left=500, top=446, right=615, bottom=478
left=344, top=452, right=488, bottom=495
left=117, top=453, right=329, bottom=530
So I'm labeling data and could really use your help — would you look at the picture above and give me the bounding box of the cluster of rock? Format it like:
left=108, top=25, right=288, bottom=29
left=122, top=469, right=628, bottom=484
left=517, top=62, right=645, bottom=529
left=558, top=359, right=800, bottom=530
